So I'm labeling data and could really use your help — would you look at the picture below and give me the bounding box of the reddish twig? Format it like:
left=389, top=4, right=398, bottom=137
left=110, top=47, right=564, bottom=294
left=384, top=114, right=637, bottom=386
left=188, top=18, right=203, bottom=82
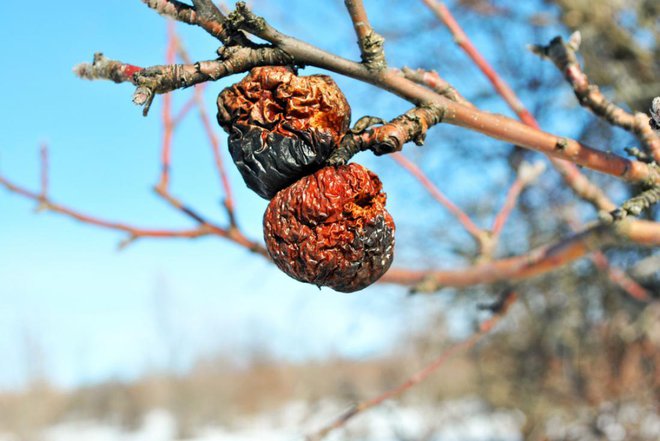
left=39, top=143, right=49, bottom=201
left=419, top=1, right=653, bottom=302
left=382, top=220, right=660, bottom=292
left=399, top=67, right=472, bottom=106
left=306, top=290, right=517, bottom=440
left=420, top=0, right=617, bottom=212
left=343, top=0, right=386, bottom=69
left=149, top=24, right=243, bottom=241
left=591, top=252, right=651, bottom=302
left=490, top=161, right=545, bottom=244
left=421, top=0, right=535, bottom=125
left=390, top=152, right=486, bottom=246
left=0, top=173, right=212, bottom=245
left=172, top=91, right=200, bottom=128
left=564, top=217, right=652, bottom=302
left=0, top=147, right=266, bottom=253
left=173, top=35, right=237, bottom=226
left=530, top=32, right=660, bottom=163
left=156, top=21, right=177, bottom=191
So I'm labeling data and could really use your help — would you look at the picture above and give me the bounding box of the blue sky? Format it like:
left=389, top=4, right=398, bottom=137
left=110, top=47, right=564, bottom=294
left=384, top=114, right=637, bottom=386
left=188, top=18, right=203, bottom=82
left=0, top=1, right=455, bottom=389
left=0, top=1, right=575, bottom=389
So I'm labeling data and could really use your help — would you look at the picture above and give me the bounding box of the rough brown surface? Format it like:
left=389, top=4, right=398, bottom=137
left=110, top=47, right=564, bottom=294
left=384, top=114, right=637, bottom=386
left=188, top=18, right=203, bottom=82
left=263, top=163, right=395, bottom=293
left=217, top=66, right=351, bottom=199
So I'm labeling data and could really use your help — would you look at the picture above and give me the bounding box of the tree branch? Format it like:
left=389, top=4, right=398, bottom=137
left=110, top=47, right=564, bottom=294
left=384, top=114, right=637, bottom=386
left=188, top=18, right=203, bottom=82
left=141, top=0, right=252, bottom=46
left=329, top=105, right=445, bottom=164
left=343, top=0, right=386, bottom=70
left=530, top=32, right=660, bottom=163
left=221, top=3, right=660, bottom=186
left=74, top=46, right=292, bottom=115
left=420, top=0, right=617, bottom=212
left=381, top=219, right=660, bottom=292
left=399, top=67, right=471, bottom=107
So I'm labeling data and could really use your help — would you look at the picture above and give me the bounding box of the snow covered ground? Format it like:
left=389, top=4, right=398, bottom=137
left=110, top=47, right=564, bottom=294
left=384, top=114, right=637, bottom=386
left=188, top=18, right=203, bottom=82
left=0, top=398, right=523, bottom=441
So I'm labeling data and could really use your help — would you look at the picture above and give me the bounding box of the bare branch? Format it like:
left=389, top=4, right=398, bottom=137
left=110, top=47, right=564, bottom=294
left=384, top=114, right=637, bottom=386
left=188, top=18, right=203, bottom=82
left=141, top=0, right=252, bottom=46
left=420, top=0, right=617, bottom=212
left=0, top=172, right=212, bottom=244
left=381, top=219, right=660, bottom=292
left=229, top=4, right=660, bottom=184
left=390, top=152, right=486, bottom=244
left=344, top=0, right=386, bottom=70
left=329, top=105, right=445, bottom=164
left=173, top=36, right=237, bottom=226
left=399, top=67, right=471, bottom=106
left=74, top=46, right=292, bottom=115
left=604, top=186, right=660, bottom=222
left=421, top=0, right=536, bottom=125
left=531, top=32, right=660, bottom=163
left=488, top=161, right=546, bottom=256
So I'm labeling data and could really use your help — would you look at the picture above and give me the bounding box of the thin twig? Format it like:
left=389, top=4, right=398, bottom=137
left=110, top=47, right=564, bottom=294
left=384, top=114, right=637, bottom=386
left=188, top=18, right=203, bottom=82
left=399, top=67, right=471, bottom=106
left=382, top=219, right=660, bottom=292
left=329, top=105, right=445, bottom=164
left=421, top=0, right=535, bottom=125
left=174, top=35, right=237, bottom=226
left=564, top=216, right=652, bottom=302
left=530, top=32, right=660, bottom=163
left=150, top=25, right=242, bottom=241
left=343, top=0, right=386, bottom=69
left=0, top=173, right=212, bottom=244
left=39, top=143, right=49, bottom=201
left=490, top=161, right=545, bottom=243
left=590, top=252, right=652, bottom=302
left=306, top=290, right=517, bottom=440
left=156, top=21, right=177, bottom=191
left=420, top=0, right=617, bottom=212
left=390, top=152, right=487, bottom=247
left=172, top=91, right=200, bottom=128
left=76, top=4, right=660, bottom=185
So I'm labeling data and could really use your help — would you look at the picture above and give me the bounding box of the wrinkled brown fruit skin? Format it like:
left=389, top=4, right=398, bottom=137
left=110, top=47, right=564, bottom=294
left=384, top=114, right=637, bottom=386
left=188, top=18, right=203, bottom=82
left=217, top=66, right=351, bottom=199
left=263, top=164, right=395, bottom=293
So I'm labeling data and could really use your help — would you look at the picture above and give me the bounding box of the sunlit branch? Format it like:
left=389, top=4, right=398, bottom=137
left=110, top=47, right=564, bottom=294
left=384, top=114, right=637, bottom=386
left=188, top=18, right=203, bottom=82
left=531, top=32, right=660, bottom=163
left=381, top=220, right=660, bottom=292
left=343, top=0, right=386, bottom=69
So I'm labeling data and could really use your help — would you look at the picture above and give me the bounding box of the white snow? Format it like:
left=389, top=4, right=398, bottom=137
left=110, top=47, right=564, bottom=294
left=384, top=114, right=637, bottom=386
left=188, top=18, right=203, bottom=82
left=0, top=397, right=523, bottom=441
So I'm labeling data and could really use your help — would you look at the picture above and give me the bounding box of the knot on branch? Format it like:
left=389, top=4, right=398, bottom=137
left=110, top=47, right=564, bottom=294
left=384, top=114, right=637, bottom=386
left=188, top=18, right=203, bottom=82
left=226, top=2, right=268, bottom=36
left=650, top=97, right=660, bottom=133
left=328, top=105, right=445, bottom=165
left=529, top=31, right=581, bottom=71
left=602, top=185, right=660, bottom=223
left=360, top=30, right=386, bottom=70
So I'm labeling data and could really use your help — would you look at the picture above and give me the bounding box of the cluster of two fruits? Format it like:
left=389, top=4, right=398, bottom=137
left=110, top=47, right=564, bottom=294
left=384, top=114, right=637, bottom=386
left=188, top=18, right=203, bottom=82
left=216, top=67, right=395, bottom=292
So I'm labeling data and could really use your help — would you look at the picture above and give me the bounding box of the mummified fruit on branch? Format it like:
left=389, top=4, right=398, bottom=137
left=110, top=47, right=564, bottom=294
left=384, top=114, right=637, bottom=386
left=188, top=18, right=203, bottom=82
left=217, top=66, right=351, bottom=199
left=263, top=163, right=395, bottom=293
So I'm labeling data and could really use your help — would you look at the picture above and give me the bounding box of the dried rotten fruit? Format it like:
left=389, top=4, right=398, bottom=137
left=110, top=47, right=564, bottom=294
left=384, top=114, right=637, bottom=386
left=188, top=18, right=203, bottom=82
left=263, top=163, right=395, bottom=293
left=217, top=66, right=351, bottom=199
